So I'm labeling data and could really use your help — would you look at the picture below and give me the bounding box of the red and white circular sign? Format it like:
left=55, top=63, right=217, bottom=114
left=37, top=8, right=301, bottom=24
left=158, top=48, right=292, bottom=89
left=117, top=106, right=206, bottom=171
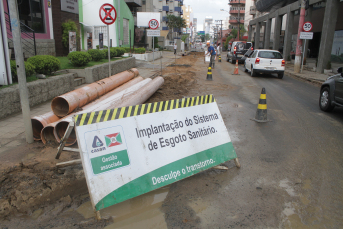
left=303, top=21, right=313, bottom=32
left=99, top=3, right=117, bottom=25
left=148, top=19, right=159, bottom=30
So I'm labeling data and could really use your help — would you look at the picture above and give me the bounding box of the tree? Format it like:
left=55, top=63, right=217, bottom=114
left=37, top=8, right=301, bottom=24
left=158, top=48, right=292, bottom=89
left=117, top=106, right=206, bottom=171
left=231, top=25, right=247, bottom=40
left=181, top=34, right=189, bottom=42
left=200, top=35, right=205, bottom=42
left=205, top=33, right=210, bottom=42
left=167, top=15, right=186, bottom=38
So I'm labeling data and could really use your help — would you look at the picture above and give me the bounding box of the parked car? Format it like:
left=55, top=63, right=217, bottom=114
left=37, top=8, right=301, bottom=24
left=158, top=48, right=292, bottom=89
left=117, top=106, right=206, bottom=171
left=226, top=41, right=252, bottom=64
left=244, top=49, right=285, bottom=79
left=319, top=67, right=343, bottom=112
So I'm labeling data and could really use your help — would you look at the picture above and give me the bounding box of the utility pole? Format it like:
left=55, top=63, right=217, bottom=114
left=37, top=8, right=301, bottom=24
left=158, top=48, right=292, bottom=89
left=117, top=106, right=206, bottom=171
left=8, top=0, right=33, bottom=143
left=294, top=0, right=306, bottom=73
left=238, top=0, right=240, bottom=40
left=215, top=20, right=223, bottom=48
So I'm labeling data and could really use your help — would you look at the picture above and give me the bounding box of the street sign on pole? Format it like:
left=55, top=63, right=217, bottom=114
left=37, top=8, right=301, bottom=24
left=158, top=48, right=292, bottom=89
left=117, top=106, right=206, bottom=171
left=300, top=32, right=313, bottom=40
left=302, top=21, right=313, bottom=32
left=148, top=19, right=159, bottom=30
left=99, top=3, right=117, bottom=77
left=147, top=30, right=160, bottom=37
left=99, top=3, right=117, bottom=25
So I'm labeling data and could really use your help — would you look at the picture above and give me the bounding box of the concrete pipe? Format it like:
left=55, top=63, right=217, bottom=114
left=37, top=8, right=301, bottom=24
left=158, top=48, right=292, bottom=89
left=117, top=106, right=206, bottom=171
left=40, top=77, right=143, bottom=144
left=31, top=111, right=60, bottom=141
left=41, top=122, right=58, bottom=144
left=51, top=68, right=139, bottom=117
left=53, top=78, right=151, bottom=146
left=118, top=76, right=164, bottom=108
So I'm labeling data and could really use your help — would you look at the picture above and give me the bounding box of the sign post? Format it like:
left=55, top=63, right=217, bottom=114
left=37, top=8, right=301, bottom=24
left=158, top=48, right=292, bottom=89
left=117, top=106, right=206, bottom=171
left=300, top=21, right=313, bottom=73
left=99, top=3, right=117, bottom=77
left=148, top=19, right=159, bottom=70
left=74, top=95, right=240, bottom=213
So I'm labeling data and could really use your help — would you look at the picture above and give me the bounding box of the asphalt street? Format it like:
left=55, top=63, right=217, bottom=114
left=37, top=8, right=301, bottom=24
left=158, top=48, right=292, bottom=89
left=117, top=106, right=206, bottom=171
left=161, top=55, right=343, bottom=228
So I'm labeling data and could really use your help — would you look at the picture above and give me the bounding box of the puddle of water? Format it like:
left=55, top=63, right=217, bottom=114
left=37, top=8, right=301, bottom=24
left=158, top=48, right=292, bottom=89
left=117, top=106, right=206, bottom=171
left=188, top=198, right=208, bottom=214
left=279, top=179, right=296, bottom=196
left=76, top=186, right=169, bottom=229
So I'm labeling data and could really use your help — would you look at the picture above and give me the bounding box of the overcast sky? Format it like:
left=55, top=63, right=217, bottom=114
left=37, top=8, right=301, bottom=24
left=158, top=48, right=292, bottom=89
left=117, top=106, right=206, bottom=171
left=184, top=0, right=231, bottom=31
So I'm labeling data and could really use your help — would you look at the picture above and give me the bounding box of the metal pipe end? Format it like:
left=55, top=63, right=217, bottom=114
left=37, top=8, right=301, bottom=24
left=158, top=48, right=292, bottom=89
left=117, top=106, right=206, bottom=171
left=54, top=121, right=77, bottom=146
left=31, top=119, right=44, bottom=141
left=51, top=97, right=70, bottom=117
left=41, top=125, right=58, bottom=144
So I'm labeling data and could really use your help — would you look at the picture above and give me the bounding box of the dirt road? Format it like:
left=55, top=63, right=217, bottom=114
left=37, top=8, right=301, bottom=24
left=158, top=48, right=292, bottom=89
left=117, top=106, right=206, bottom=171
left=1, top=52, right=343, bottom=228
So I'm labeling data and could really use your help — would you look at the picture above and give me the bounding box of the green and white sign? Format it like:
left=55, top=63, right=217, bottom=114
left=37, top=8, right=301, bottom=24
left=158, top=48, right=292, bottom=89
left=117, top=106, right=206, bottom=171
left=74, top=95, right=238, bottom=211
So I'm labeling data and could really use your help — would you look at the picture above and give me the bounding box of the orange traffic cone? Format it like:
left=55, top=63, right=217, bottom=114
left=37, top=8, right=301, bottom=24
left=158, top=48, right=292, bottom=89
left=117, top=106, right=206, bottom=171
left=233, top=60, right=239, bottom=75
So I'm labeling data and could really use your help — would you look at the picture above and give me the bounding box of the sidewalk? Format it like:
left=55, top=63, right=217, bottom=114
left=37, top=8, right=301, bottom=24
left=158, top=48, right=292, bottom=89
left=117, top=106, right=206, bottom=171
left=0, top=52, right=181, bottom=161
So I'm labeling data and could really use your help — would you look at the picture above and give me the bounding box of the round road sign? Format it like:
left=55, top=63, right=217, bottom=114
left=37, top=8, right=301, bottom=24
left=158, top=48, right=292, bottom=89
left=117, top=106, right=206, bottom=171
left=303, top=21, right=313, bottom=32
left=99, top=3, right=117, bottom=25
left=148, top=19, right=159, bottom=30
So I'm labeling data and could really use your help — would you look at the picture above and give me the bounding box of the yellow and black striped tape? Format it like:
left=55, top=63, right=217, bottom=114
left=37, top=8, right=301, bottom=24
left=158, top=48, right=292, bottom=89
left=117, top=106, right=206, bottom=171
left=257, top=93, right=267, bottom=110
left=74, top=95, right=216, bottom=126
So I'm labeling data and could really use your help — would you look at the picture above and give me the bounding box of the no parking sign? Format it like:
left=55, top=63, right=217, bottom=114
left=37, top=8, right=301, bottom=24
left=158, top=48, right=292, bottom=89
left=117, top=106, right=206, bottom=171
left=99, top=3, right=117, bottom=25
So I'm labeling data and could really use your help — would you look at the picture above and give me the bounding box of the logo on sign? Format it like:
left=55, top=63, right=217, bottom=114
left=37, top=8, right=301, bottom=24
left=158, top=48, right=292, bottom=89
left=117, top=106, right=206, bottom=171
left=148, top=19, right=159, bottom=30
left=91, top=136, right=106, bottom=153
left=105, top=133, right=122, bottom=147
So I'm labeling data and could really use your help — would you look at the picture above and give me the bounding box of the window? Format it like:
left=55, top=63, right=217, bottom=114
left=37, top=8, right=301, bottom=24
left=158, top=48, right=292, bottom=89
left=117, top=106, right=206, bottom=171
left=123, top=19, right=129, bottom=45
left=251, top=51, right=257, bottom=58
left=258, top=51, right=283, bottom=59
left=15, top=0, right=45, bottom=33
left=94, top=26, right=107, bottom=39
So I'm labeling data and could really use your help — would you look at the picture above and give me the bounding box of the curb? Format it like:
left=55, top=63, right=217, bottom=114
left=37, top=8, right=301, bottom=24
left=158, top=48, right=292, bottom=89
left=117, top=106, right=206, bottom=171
left=285, top=70, right=324, bottom=86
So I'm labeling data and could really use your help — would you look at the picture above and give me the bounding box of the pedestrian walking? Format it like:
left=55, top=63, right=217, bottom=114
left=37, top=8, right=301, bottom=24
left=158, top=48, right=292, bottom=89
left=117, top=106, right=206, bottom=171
left=174, top=43, right=177, bottom=55
left=217, top=43, right=221, bottom=60
left=205, top=41, right=216, bottom=69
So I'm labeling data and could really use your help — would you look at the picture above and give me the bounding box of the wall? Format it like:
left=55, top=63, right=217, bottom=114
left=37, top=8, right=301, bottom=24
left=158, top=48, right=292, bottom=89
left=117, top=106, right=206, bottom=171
left=0, top=73, right=75, bottom=119
left=51, top=0, right=80, bottom=56
left=113, top=0, right=135, bottom=48
left=80, top=0, right=118, bottom=50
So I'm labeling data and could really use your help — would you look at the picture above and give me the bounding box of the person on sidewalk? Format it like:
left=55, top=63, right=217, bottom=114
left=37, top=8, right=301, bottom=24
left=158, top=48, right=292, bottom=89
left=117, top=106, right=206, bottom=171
left=205, top=42, right=216, bottom=69
left=174, top=43, right=177, bottom=55
left=217, top=43, right=221, bottom=61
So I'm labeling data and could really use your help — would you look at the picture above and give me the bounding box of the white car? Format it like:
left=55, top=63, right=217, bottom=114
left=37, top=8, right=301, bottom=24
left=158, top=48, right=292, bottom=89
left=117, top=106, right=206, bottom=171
left=244, top=49, right=285, bottom=79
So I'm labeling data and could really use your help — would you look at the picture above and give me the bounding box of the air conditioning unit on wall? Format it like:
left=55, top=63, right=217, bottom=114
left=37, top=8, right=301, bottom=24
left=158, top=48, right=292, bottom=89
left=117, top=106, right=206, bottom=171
left=159, top=9, right=162, bottom=12
left=169, top=9, right=173, bottom=12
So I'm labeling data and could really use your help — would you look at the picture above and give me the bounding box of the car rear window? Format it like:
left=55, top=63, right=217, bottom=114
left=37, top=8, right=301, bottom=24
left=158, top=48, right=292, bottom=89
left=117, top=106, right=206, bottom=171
left=245, top=43, right=252, bottom=49
left=258, top=51, right=283, bottom=59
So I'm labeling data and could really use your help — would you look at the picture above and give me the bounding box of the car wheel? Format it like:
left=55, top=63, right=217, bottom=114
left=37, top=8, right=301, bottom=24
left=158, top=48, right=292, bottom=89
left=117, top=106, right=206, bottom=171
left=231, top=59, right=235, bottom=64
left=226, top=55, right=229, bottom=62
left=278, top=72, right=284, bottom=79
left=244, top=62, right=248, bottom=72
left=319, top=87, right=335, bottom=112
left=251, top=65, right=256, bottom=77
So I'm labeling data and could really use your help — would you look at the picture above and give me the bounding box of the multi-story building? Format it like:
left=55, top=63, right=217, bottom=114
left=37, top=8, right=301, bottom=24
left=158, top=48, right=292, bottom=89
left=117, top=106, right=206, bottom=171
left=223, top=17, right=230, bottom=30
left=182, top=5, right=193, bottom=29
left=203, top=16, right=213, bottom=35
left=135, top=0, right=183, bottom=48
left=228, top=0, right=245, bottom=33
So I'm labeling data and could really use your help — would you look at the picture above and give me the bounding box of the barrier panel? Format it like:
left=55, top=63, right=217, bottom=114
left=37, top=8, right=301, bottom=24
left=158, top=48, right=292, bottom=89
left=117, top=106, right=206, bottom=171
left=74, top=95, right=239, bottom=212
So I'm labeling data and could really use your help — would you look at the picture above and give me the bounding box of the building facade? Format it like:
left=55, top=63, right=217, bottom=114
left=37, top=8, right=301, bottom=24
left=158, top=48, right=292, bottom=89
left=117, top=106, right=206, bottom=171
left=228, top=0, right=245, bottom=31
left=248, top=0, right=343, bottom=73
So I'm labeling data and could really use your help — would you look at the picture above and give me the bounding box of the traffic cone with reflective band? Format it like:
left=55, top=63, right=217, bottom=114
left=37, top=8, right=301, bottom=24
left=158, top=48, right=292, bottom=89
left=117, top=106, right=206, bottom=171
left=253, top=88, right=269, bottom=122
left=206, top=67, right=212, bottom=80
left=233, top=59, right=239, bottom=75
left=219, top=56, right=221, bottom=62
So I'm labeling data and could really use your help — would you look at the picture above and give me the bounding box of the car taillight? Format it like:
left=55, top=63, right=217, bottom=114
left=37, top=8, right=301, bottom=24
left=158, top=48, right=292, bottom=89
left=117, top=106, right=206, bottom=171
left=255, top=58, right=260, bottom=64
left=281, top=60, right=285, bottom=66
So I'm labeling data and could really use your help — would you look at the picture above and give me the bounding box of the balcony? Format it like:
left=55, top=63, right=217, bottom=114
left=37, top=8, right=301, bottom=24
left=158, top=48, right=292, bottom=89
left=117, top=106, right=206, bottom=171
left=229, top=19, right=245, bottom=24
left=174, top=6, right=181, bottom=12
left=162, top=26, right=169, bottom=30
left=124, top=0, right=142, bottom=7
left=229, top=0, right=245, bottom=4
left=163, top=6, right=169, bottom=11
left=229, top=9, right=245, bottom=14
left=162, top=16, right=168, bottom=22
left=180, top=10, right=183, bottom=15
left=180, top=0, right=183, bottom=6
left=250, top=6, right=256, bottom=15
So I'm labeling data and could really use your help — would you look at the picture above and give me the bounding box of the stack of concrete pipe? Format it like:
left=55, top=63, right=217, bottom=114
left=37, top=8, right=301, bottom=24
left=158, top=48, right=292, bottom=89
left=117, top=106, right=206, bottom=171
left=31, top=68, right=164, bottom=146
